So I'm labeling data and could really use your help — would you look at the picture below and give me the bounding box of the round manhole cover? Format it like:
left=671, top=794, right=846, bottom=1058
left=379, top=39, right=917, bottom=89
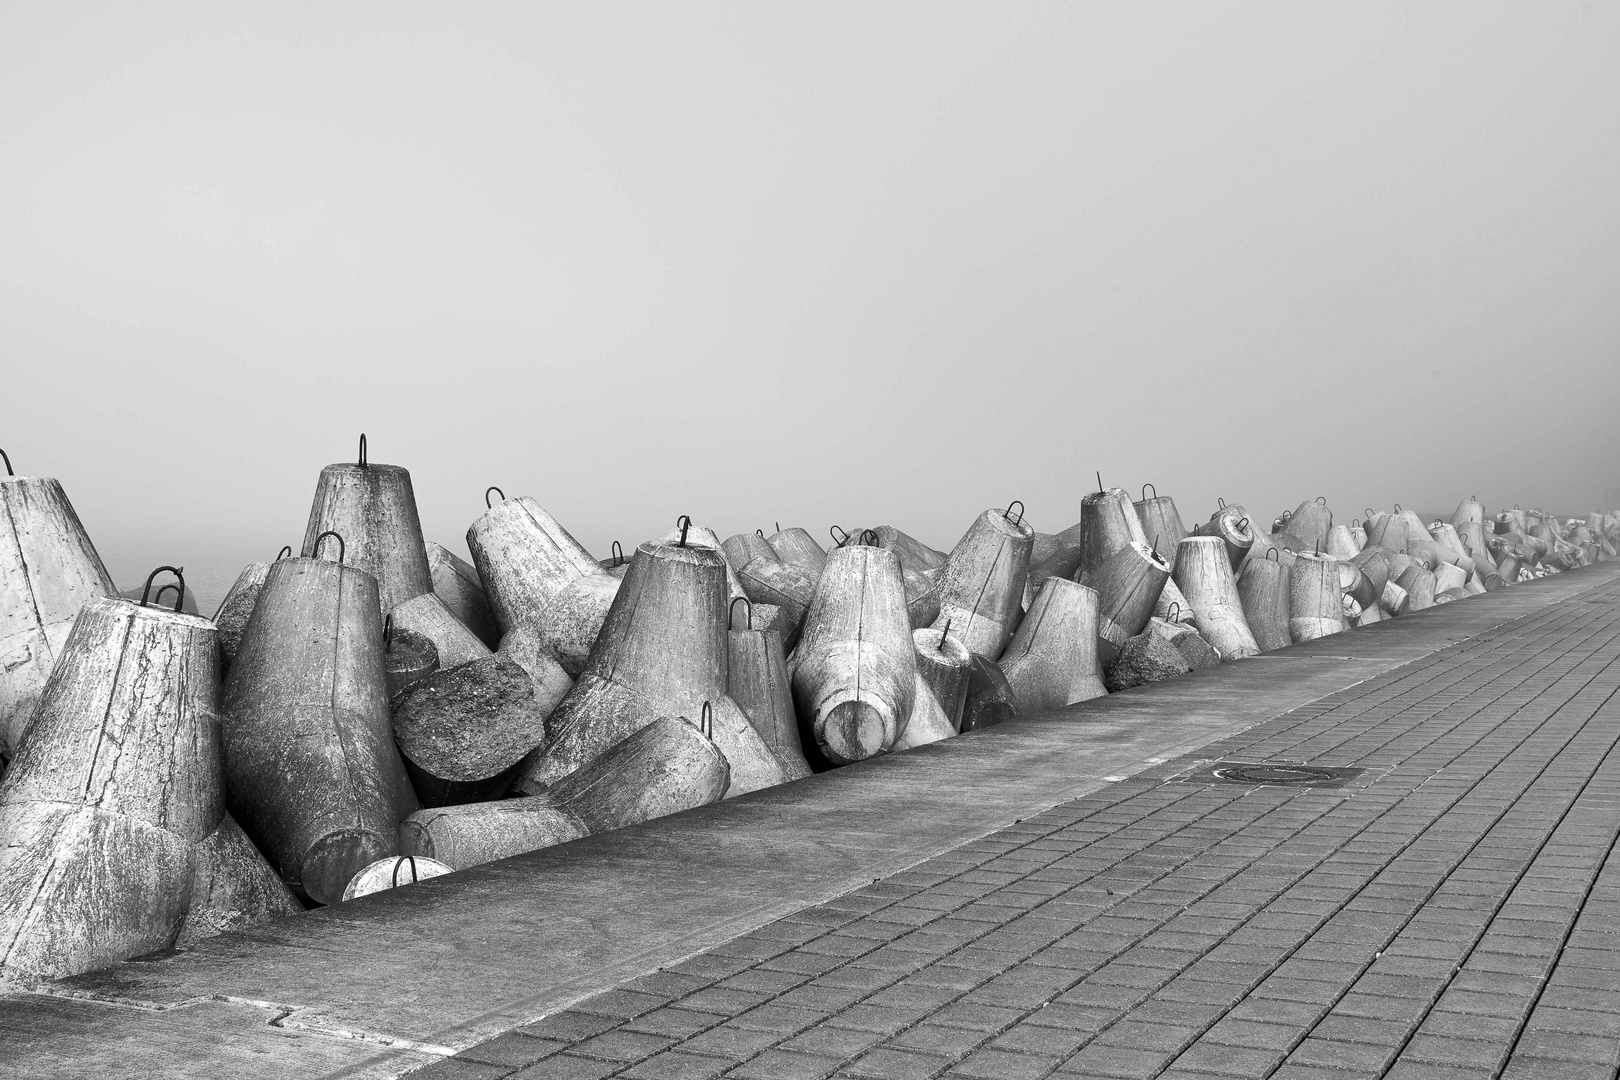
left=1212, top=764, right=1342, bottom=785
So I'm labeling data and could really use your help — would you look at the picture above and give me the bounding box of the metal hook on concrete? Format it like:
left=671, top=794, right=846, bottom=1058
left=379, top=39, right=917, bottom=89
left=485, top=486, right=505, bottom=509
left=391, top=856, right=419, bottom=888
left=729, top=596, right=752, bottom=631
left=139, top=566, right=186, bottom=612
left=1003, top=500, right=1025, bottom=526
left=357, top=434, right=368, bottom=468
left=315, top=530, right=346, bottom=565
left=676, top=515, right=692, bottom=548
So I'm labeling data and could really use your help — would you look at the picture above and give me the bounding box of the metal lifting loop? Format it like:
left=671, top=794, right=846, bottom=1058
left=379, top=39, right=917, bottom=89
left=939, top=617, right=952, bottom=649
left=1352, top=519, right=1360, bottom=528
left=729, top=595, right=752, bottom=631
left=1393, top=503, right=1402, bottom=513
left=1217, top=497, right=1226, bottom=510
left=1316, top=495, right=1327, bottom=505
left=384, top=613, right=393, bottom=652
left=0, top=448, right=11, bottom=477
left=1142, top=483, right=1157, bottom=501
left=676, top=515, right=692, bottom=548
left=485, top=486, right=505, bottom=509
left=1236, top=517, right=1249, bottom=531
left=1095, top=472, right=1104, bottom=494
left=610, top=540, right=624, bottom=567
left=775, top=522, right=780, bottom=534
left=1266, top=548, right=1279, bottom=562
left=277, top=545, right=293, bottom=560
left=391, top=856, right=419, bottom=888
left=755, top=528, right=765, bottom=538
left=1314, top=540, right=1321, bottom=556
left=153, top=583, right=181, bottom=609
left=860, top=528, right=879, bottom=547
left=829, top=525, right=849, bottom=547
left=1168, top=602, right=1181, bottom=621
left=357, top=433, right=368, bottom=468
left=1002, top=500, right=1025, bottom=526
left=699, top=701, right=713, bottom=740
left=315, top=530, right=346, bottom=565
left=138, top=566, right=186, bottom=612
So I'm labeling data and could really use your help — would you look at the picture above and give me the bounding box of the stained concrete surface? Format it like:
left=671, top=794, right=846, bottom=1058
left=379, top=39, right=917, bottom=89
left=1, top=565, right=1613, bottom=1080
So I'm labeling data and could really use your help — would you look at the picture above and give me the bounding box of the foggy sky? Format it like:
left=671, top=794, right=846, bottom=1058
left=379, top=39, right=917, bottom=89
left=3, top=3, right=1618, bottom=608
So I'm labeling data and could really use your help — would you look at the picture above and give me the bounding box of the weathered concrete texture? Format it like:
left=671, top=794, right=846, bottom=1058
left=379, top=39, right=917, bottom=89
left=1, top=564, right=1615, bottom=1079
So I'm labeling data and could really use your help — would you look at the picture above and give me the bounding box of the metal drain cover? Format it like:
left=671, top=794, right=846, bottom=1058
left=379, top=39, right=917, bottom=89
left=1184, top=761, right=1363, bottom=788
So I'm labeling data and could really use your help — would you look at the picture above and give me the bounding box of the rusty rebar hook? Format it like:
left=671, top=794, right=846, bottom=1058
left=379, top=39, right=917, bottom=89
left=276, top=545, right=293, bottom=560
left=1002, top=500, right=1025, bottom=525
left=610, top=540, right=624, bottom=567
left=939, top=617, right=952, bottom=649
left=676, top=515, right=692, bottom=547
left=829, top=525, right=849, bottom=547
left=315, top=530, right=346, bottom=565
left=391, top=856, right=419, bottom=888
left=357, top=433, right=368, bottom=468
left=485, top=486, right=505, bottom=509
left=1142, top=483, right=1157, bottom=501
left=729, top=595, right=752, bottom=631
left=138, top=566, right=186, bottom=612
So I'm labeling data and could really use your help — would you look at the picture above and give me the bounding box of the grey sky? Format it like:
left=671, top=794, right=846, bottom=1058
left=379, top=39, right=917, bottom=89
left=3, top=3, right=1617, bottom=607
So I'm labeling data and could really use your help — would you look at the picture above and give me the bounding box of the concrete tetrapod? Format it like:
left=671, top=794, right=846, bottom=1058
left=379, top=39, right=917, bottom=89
left=1283, top=499, right=1334, bottom=548
left=0, top=590, right=297, bottom=981
left=212, top=557, right=276, bottom=667
left=1076, top=488, right=1145, bottom=588
left=387, top=591, right=493, bottom=669
left=0, top=468, right=117, bottom=760
left=721, top=532, right=779, bottom=574
left=466, top=495, right=621, bottom=677
left=791, top=544, right=916, bottom=763
left=726, top=600, right=812, bottom=781
left=341, top=856, right=454, bottom=901
left=873, top=526, right=948, bottom=573
left=1324, top=525, right=1361, bottom=561
left=1395, top=564, right=1438, bottom=611
left=493, top=624, right=574, bottom=714
left=1198, top=505, right=1256, bottom=571
left=1133, top=485, right=1188, bottom=566
left=1027, top=523, right=1086, bottom=586
left=425, top=541, right=501, bottom=650
left=1288, top=552, right=1348, bottom=643
left=390, top=657, right=551, bottom=806
left=516, top=530, right=788, bottom=798
left=383, top=625, right=439, bottom=699
left=221, top=552, right=418, bottom=905
left=960, top=655, right=1019, bottom=731
left=998, top=577, right=1108, bottom=711
left=1172, top=536, right=1259, bottom=660
left=735, top=554, right=818, bottom=633
left=1452, top=498, right=1485, bottom=531
left=895, top=674, right=957, bottom=751
left=300, top=437, right=434, bottom=615
left=1237, top=554, right=1292, bottom=653
left=766, top=527, right=827, bottom=578
left=401, top=713, right=728, bottom=870
left=928, top=506, right=1034, bottom=661
left=1092, top=542, right=1170, bottom=666
left=912, top=627, right=972, bottom=734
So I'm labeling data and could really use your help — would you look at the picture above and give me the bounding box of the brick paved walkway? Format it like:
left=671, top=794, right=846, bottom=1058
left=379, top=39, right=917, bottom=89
left=419, top=578, right=1620, bottom=1080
